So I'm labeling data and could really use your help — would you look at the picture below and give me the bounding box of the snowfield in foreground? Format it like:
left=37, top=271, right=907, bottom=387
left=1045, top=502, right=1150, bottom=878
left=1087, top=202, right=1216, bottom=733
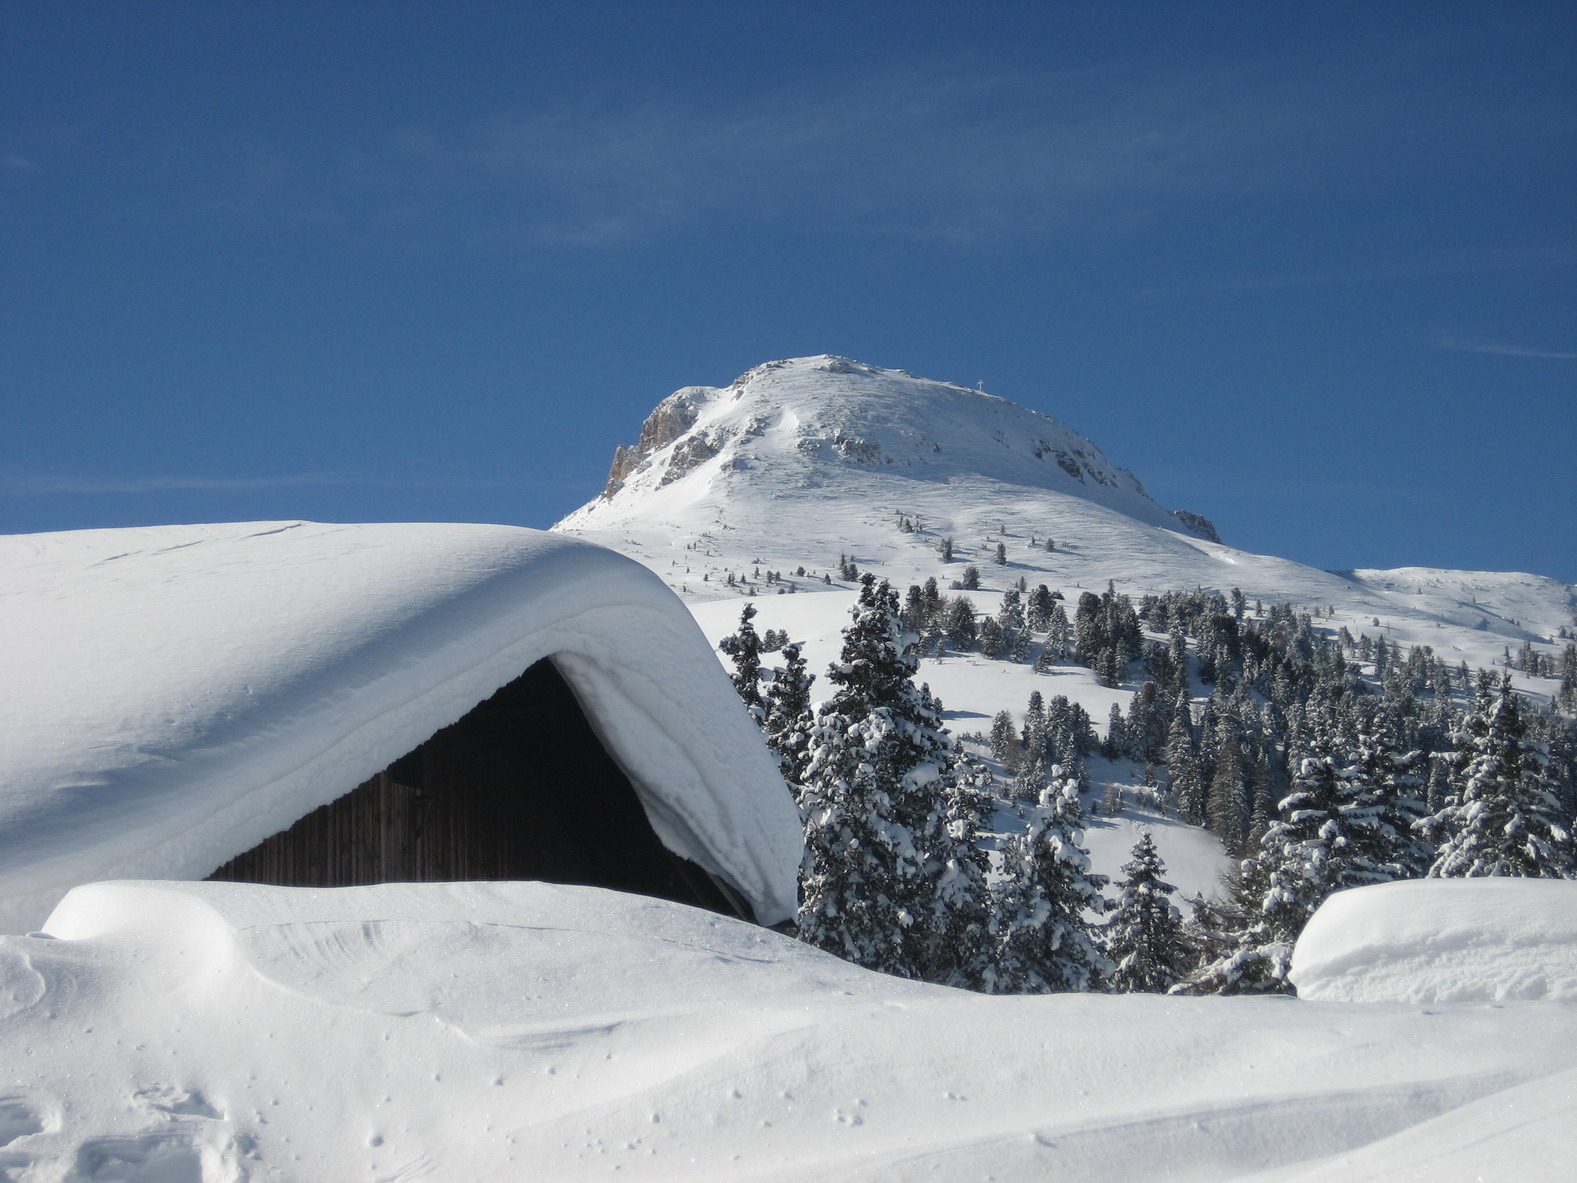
left=2, top=879, right=1574, bottom=1181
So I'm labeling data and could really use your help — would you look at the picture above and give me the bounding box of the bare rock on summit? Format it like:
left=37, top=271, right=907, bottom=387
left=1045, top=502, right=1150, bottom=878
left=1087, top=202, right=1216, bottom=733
left=603, top=386, right=711, bottom=496
left=1172, top=509, right=1222, bottom=543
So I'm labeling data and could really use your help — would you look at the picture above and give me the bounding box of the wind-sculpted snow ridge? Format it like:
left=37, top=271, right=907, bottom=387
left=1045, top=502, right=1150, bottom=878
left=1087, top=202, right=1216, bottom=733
left=1291, top=878, right=1577, bottom=1005
left=0, top=522, right=801, bottom=932
left=0, top=878, right=1571, bottom=1180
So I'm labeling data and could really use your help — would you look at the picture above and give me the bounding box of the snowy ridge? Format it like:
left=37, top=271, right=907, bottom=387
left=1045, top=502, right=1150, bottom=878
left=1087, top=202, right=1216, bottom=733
left=556, top=356, right=1574, bottom=896
left=0, top=521, right=802, bottom=931
left=1344, top=566, right=1577, bottom=643
left=570, top=355, right=1181, bottom=535
left=0, top=878, right=1570, bottom=1180
left=557, top=357, right=1573, bottom=663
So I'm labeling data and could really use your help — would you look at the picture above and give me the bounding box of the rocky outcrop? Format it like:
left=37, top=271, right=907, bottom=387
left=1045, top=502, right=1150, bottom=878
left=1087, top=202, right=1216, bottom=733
left=602, top=388, right=710, bottom=497
left=603, top=444, right=642, bottom=497
left=659, top=433, right=722, bottom=486
left=1173, top=509, right=1222, bottom=543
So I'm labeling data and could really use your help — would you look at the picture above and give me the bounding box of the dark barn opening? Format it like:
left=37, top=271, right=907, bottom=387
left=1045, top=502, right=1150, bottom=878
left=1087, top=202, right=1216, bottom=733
left=208, top=658, right=750, bottom=919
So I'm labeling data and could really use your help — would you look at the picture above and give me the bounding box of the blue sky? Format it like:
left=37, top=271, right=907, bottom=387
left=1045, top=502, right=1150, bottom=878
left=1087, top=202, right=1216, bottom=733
left=4, top=2, right=1574, bottom=581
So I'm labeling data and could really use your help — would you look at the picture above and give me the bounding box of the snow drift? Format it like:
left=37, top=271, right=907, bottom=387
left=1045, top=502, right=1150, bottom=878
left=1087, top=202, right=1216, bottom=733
left=0, top=521, right=802, bottom=931
left=1290, top=878, right=1577, bottom=1004
left=2, top=878, right=1573, bottom=1180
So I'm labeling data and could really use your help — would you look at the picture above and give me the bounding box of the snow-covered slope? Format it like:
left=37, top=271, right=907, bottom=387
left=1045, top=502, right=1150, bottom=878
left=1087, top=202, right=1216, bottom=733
left=558, top=356, right=1572, bottom=660
left=2, top=878, right=1572, bottom=1180
left=0, top=522, right=801, bottom=932
left=555, top=355, right=1574, bottom=893
left=565, top=354, right=1188, bottom=538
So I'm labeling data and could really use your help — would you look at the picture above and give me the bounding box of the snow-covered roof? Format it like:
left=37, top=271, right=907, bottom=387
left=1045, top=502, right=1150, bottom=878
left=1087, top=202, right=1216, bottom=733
left=0, top=521, right=802, bottom=932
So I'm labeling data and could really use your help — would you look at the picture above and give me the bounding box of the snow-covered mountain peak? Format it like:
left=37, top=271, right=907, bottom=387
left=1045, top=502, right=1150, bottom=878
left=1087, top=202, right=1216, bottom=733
left=554, top=359, right=1572, bottom=652
left=565, top=355, right=1212, bottom=542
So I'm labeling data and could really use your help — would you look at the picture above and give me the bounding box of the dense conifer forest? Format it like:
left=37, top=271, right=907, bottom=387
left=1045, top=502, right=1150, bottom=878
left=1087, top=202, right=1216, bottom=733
left=722, top=575, right=1577, bottom=994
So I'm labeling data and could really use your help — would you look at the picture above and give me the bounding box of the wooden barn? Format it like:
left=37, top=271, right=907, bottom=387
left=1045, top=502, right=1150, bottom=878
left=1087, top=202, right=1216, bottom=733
left=0, top=521, right=802, bottom=933
left=207, top=658, right=747, bottom=917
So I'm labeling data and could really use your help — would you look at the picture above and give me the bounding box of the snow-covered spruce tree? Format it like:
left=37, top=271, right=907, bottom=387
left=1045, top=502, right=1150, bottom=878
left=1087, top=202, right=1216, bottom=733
left=1173, top=855, right=1285, bottom=995
left=796, top=575, right=992, bottom=986
left=989, top=709, right=1020, bottom=768
left=1182, top=754, right=1368, bottom=996
left=934, top=756, right=998, bottom=991
left=761, top=641, right=815, bottom=784
left=1043, top=602, right=1071, bottom=659
left=989, top=767, right=1112, bottom=993
left=1027, top=585, right=1054, bottom=633
left=1428, top=679, right=1576, bottom=878
left=1206, top=734, right=1250, bottom=855
left=942, top=596, right=978, bottom=650
left=1072, top=592, right=1104, bottom=669
left=1264, top=752, right=1394, bottom=908
left=1171, top=754, right=1206, bottom=828
left=978, top=616, right=1006, bottom=659
left=1103, top=703, right=1127, bottom=761
left=1125, top=680, right=1167, bottom=765
left=1349, top=713, right=1433, bottom=879
left=1106, top=832, right=1193, bottom=993
left=999, top=588, right=1032, bottom=662
left=1022, top=690, right=1047, bottom=750
left=1013, top=749, right=1050, bottom=806
left=717, top=602, right=765, bottom=719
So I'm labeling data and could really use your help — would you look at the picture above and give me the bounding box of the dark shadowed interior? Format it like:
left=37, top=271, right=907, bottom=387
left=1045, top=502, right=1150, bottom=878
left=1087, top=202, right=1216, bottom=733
left=208, top=658, right=750, bottom=919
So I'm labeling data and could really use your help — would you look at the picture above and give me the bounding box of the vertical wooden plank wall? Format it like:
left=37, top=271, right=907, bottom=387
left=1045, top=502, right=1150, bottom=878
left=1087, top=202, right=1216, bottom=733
left=205, top=658, right=750, bottom=918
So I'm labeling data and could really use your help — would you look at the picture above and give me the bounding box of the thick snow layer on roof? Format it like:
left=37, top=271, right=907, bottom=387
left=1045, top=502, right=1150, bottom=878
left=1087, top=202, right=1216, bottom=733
left=1289, top=878, right=1577, bottom=1004
left=0, top=521, right=801, bottom=931
left=3, top=878, right=1573, bottom=1179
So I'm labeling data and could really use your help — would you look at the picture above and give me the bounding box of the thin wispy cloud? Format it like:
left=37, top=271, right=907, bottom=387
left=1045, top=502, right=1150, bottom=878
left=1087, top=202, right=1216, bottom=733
left=0, top=471, right=531, bottom=496
left=1435, top=335, right=1577, bottom=360
left=1139, top=246, right=1575, bottom=298
left=317, top=57, right=1521, bottom=250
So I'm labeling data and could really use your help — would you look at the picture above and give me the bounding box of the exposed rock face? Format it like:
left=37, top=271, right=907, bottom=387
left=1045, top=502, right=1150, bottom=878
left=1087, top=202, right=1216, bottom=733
left=602, top=388, right=710, bottom=497
left=659, top=433, right=722, bottom=486
left=603, top=444, right=642, bottom=497
left=1173, top=509, right=1222, bottom=543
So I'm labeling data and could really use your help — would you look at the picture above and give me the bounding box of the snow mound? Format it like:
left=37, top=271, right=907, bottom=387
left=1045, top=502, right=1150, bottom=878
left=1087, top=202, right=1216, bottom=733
left=1290, top=878, right=1577, bottom=1004
left=0, top=521, right=801, bottom=931
left=4, top=879, right=1574, bottom=1180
